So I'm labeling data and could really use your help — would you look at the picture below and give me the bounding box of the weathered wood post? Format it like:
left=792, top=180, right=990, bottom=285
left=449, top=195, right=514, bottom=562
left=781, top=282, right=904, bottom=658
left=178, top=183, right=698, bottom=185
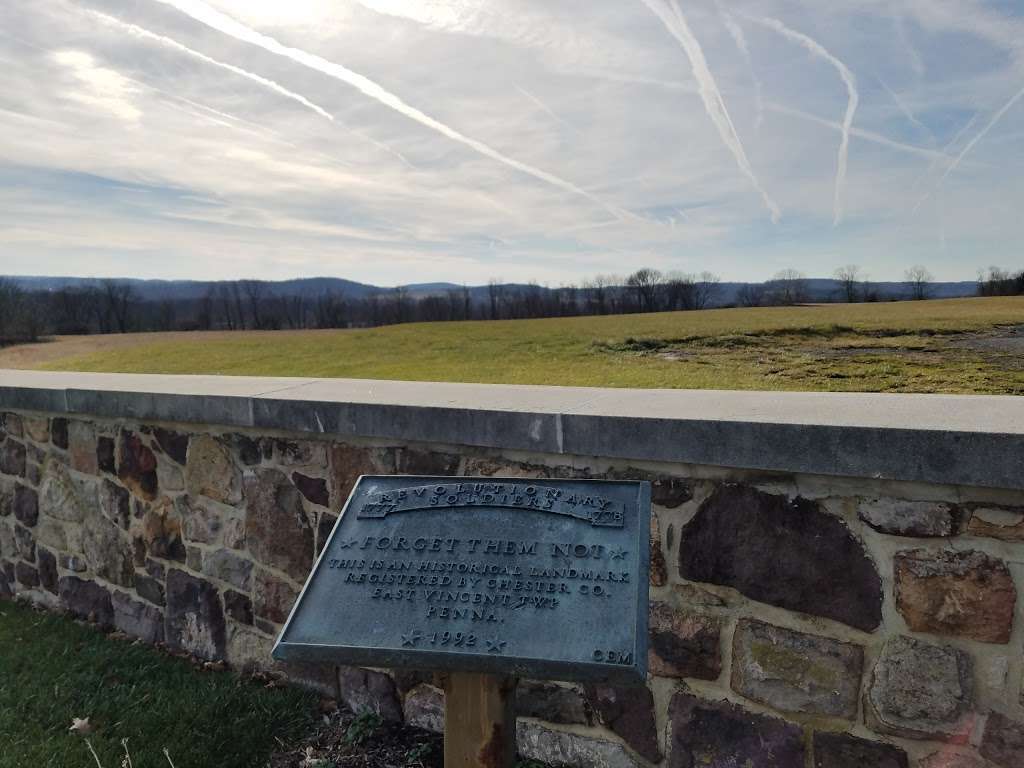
left=274, top=476, right=650, bottom=768
left=443, top=673, right=516, bottom=767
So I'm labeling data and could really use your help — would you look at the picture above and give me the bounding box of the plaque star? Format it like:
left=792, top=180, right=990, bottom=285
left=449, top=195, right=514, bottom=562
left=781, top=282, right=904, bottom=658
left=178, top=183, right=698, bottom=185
left=401, top=631, right=422, bottom=647
left=608, top=546, right=628, bottom=560
left=485, top=637, right=507, bottom=654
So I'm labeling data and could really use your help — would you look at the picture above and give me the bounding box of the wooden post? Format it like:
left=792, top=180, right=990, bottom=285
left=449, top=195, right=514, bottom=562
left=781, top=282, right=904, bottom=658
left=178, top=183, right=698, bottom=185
left=443, top=672, right=516, bottom=768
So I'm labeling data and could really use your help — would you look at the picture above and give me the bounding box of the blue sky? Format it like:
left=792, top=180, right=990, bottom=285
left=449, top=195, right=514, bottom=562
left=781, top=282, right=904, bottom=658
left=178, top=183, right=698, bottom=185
left=1, top=0, right=1022, bottom=285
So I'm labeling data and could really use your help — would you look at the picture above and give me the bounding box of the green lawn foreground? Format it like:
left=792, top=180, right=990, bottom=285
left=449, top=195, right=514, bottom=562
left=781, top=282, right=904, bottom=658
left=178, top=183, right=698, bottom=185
left=39, top=296, right=1024, bottom=394
left=0, top=600, right=317, bottom=768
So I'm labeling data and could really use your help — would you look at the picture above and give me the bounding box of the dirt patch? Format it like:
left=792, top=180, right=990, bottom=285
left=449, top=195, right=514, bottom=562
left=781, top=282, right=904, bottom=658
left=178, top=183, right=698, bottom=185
left=270, top=709, right=443, bottom=768
left=956, top=324, right=1024, bottom=354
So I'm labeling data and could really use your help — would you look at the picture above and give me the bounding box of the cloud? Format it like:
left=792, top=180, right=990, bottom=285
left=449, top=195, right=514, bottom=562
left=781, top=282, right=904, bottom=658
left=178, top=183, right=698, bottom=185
left=744, top=14, right=859, bottom=226
left=638, top=0, right=781, bottom=223
left=53, top=49, right=141, bottom=122
left=154, top=0, right=639, bottom=223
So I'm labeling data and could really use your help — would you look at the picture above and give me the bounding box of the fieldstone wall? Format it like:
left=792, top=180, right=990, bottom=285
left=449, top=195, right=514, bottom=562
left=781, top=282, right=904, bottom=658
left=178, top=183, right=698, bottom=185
left=2, top=407, right=1023, bottom=768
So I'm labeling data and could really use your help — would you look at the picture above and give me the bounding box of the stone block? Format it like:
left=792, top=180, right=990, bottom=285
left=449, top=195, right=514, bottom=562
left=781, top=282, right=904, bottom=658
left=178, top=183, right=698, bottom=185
left=731, top=619, right=863, bottom=718
left=585, top=684, right=661, bottom=762
left=667, top=691, right=805, bottom=768
left=648, top=601, right=721, bottom=680
left=253, top=569, right=298, bottom=624
left=650, top=512, right=667, bottom=587
left=39, top=459, right=91, bottom=522
left=981, top=713, right=1024, bottom=768
left=203, top=549, right=252, bottom=591
left=118, top=432, right=158, bottom=500
left=37, top=547, right=57, bottom=594
left=291, top=472, right=328, bottom=507
left=112, top=591, right=164, bottom=643
left=275, top=439, right=327, bottom=467
left=51, top=418, right=68, bottom=449
left=59, top=576, right=113, bottom=626
left=13, top=485, right=38, bottom=527
left=223, top=517, right=245, bottom=550
left=164, top=569, right=226, bottom=660
left=316, top=512, right=337, bottom=556
left=395, top=448, right=460, bottom=476
left=59, top=554, right=87, bottom=572
left=858, top=499, right=959, bottom=537
left=99, top=480, right=130, bottom=528
left=895, top=549, right=1016, bottom=643
left=224, top=589, right=253, bottom=624
left=0, top=521, right=13, bottom=559
left=0, top=439, right=26, bottom=477
left=186, top=436, right=241, bottom=504
left=330, top=445, right=395, bottom=505
left=140, top=500, right=186, bottom=563
left=337, top=666, right=403, bottom=722
left=678, top=485, right=882, bottom=632
left=23, top=417, right=49, bottom=443
left=2, top=413, right=22, bottom=437
left=179, top=497, right=223, bottom=544
left=244, top=469, right=313, bottom=581
left=966, top=506, right=1024, bottom=541
left=82, top=511, right=134, bottom=587
left=15, top=561, right=39, bottom=587
left=404, top=684, right=444, bottom=733
left=517, top=680, right=591, bottom=725
left=68, top=422, right=97, bottom=474
left=865, top=635, right=973, bottom=742
left=135, top=573, right=165, bottom=606
left=0, top=476, right=11, bottom=516
left=812, top=732, right=907, bottom=768
left=156, top=461, right=184, bottom=493
left=96, top=436, right=115, bottom=474
left=14, top=524, right=35, bottom=562
left=517, top=721, right=639, bottom=768
left=152, top=428, right=189, bottom=465
left=35, top=518, right=67, bottom=551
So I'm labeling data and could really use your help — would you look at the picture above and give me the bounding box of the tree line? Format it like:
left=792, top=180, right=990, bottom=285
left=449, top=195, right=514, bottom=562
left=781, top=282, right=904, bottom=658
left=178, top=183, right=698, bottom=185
left=0, top=264, right=1019, bottom=346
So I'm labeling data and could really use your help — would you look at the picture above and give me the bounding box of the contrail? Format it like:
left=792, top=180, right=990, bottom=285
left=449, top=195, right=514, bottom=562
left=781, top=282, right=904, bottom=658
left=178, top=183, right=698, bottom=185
left=745, top=14, right=858, bottom=225
left=87, top=9, right=412, bottom=166
left=715, top=0, right=763, bottom=131
left=895, top=16, right=925, bottom=78
left=153, top=0, right=638, bottom=223
left=765, top=102, right=945, bottom=161
left=935, top=83, right=1024, bottom=186
left=879, top=78, right=931, bottom=142
left=639, top=0, right=781, bottom=222
left=514, top=85, right=578, bottom=134
left=87, top=10, right=333, bottom=120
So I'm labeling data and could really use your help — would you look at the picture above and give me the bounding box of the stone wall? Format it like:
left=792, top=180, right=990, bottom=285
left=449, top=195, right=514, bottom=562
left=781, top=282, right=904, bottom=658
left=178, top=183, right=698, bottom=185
left=1, top=373, right=1023, bottom=767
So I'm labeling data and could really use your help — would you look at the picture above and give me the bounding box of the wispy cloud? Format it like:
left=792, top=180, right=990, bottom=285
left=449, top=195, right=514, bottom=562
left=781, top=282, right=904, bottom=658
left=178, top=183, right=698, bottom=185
left=744, top=14, right=859, bottom=225
left=639, top=0, right=781, bottom=222
left=87, top=9, right=334, bottom=120
left=53, top=49, right=141, bottom=122
left=934, top=83, right=1024, bottom=188
left=715, top=0, right=763, bottom=132
left=154, top=0, right=638, bottom=223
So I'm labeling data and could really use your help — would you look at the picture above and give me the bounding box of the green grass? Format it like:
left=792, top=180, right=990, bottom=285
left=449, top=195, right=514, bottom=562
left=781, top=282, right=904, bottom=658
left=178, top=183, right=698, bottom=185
left=41, top=296, right=1024, bottom=394
left=0, top=600, right=317, bottom=768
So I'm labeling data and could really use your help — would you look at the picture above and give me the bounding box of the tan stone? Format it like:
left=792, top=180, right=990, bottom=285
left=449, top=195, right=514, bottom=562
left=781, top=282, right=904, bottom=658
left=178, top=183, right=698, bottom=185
left=185, top=436, right=241, bottom=504
left=895, top=549, right=1016, bottom=644
left=68, top=421, right=97, bottom=474
left=23, top=417, right=50, bottom=443
left=39, top=458, right=93, bottom=522
left=648, top=601, right=721, bottom=680
left=967, top=506, right=1024, bottom=542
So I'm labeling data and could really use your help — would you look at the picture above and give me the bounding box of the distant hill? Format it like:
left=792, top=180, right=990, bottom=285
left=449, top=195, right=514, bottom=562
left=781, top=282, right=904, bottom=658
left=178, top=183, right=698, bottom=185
left=3, top=275, right=981, bottom=305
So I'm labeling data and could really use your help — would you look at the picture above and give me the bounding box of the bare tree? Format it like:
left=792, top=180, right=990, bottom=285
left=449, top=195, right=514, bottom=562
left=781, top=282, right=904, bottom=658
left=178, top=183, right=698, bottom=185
left=904, top=265, right=933, bottom=300
left=241, top=280, right=268, bottom=329
left=834, top=265, right=862, bottom=303
left=736, top=283, right=765, bottom=307
left=626, top=268, right=664, bottom=312
left=694, top=271, right=721, bottom=309
left=767, top=269, right=809, bottom=305
left=101, top=279, right=135, bottom=333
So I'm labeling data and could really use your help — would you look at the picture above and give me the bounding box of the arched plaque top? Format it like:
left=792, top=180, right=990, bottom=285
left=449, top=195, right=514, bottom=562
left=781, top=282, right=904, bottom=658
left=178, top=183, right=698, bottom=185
left=356, top=481, right=624, bottom=527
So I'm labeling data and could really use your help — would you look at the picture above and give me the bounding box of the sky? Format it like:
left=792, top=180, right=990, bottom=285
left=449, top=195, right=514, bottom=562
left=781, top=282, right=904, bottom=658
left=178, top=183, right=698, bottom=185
left=1, top=0, right=1023, bottom=286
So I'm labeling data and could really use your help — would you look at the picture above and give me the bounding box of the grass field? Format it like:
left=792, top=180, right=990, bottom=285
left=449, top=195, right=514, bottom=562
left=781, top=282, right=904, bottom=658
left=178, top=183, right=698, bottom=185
left=0, top=601, right=317, bottom=768
left=6, top=296, right=1024, bottom=393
